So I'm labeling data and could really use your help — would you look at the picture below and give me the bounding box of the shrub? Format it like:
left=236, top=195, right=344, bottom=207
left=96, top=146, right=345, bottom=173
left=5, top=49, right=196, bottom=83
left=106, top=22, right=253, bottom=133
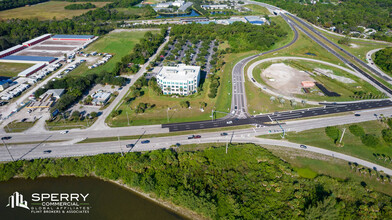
left=325, top=126, right=340, bottom=143
left=180, top=101, right=190, bottom=108
left=348, top=125, right=365, bottom=137
left=361, top=134, right=380, bottom=147
left=382, top=129, right=392, bottom=143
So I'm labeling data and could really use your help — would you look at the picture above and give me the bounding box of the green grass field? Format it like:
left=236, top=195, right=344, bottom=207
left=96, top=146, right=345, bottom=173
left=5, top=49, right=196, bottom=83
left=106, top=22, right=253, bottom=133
left=71, top=30, right=158, bottom=76
left=259, top=120, right=392, bottom=170
left=0, top=63, right=33, bottom=78
left=315, top=27, right=392, bottom=62
left=4, top=120, right=36, bottom=133
left=264, top=145, right=392, bottom=196
left=244, top=4, right=271, bottom=15
left=0, top=1, right=110, bottom=20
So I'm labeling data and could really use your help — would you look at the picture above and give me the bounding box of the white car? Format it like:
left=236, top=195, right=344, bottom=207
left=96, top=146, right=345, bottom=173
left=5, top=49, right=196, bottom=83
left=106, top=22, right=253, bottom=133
left=226, top=121, right=233, bottom=125
left=60, top=130, right=69, bottom=134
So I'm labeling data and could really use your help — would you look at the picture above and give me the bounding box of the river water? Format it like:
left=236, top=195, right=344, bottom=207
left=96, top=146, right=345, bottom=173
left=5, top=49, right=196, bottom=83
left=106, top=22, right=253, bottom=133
left=0, top=176, right=186, bottom=220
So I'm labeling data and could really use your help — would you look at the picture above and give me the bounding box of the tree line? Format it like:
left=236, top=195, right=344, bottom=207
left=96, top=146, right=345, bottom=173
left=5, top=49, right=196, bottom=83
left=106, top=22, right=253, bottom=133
left=0, top=0, right=49, bottom=11
left=0, top=144, right=391, bottom=219
left=257, top=0, right=392, bottom=42
left=64, top=3, right=96, bottom=10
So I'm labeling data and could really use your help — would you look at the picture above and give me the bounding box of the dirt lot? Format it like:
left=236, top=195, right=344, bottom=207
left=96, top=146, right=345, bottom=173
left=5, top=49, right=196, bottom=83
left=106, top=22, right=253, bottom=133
left=30, top=46, right=77, bottom=51
left=40, top=40, right=85, bottom=46
left=261, top=63, right=313, bottom=95
left=17, top=51, right=64, bottom=57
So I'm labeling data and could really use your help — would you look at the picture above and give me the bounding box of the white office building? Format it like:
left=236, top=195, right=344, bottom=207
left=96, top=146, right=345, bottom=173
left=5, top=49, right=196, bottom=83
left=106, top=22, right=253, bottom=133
left=157, top=64, right=201, bottom=96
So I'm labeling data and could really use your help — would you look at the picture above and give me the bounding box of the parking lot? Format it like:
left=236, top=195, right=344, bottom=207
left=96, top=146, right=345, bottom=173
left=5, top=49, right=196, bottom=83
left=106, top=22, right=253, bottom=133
left=156, top=39, right=219, bottom=74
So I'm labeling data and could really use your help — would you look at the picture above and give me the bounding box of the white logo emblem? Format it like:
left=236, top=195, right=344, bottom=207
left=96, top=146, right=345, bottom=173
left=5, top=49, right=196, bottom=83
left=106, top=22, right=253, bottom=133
left=6, top=192, right=30, bottom=210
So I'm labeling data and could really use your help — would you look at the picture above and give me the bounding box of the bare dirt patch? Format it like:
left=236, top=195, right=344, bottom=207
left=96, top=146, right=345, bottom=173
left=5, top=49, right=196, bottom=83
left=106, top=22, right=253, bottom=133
left=349, top=43, right=360, bottom=48
left=261, top=63, right=313, bottom=95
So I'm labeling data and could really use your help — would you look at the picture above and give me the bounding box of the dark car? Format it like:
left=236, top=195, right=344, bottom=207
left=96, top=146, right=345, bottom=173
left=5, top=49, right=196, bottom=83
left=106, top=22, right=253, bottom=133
left=175, top=143, right=181, bottom=147
left=188, top=135, right=194, bottom=139
left=1, top=136, right=12, bottom=140
left=354, top=114, right=361, bottom=117
left=141, top=140, right=150, bottom=144
left=43, top=150, right=52, bottom=154
left=300, top=145, right=307, bottom=149
left=194, top=135, right=201, bottom=139
left=126, top=144, right=135, bottom=148
left=220, top=132, right=228, bottom=136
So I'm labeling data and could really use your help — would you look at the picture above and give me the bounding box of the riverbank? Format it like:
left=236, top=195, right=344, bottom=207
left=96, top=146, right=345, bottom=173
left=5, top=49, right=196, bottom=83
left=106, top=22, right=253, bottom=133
left=103, top=177, right=208, bottom=220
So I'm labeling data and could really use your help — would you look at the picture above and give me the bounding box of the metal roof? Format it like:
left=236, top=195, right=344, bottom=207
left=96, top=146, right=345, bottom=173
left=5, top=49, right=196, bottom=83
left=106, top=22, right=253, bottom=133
left=23, top=34, right=51, bottom=45
left=0, top=55, right=56, bottom=62
left=18, top=63, right=46, bottom=77
left=0, top=45, right=25, bottom=56
left=52, top=35, right=94, bottom=39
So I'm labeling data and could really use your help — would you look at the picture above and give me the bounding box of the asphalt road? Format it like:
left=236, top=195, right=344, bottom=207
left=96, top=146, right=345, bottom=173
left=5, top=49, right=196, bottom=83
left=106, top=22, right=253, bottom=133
left=162, top=100, right=392, bottom=132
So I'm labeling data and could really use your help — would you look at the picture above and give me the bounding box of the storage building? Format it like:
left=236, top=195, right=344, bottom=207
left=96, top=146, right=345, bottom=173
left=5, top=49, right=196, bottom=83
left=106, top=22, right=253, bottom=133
left=17, top=63, right=46, bottom=77
left=0, top=55, right=56, bottom=64
left=51, top=35, right=94, bottom=41
left=23, top=34, right=51, bottom=47
left=0, top=45, right=26, bottom=59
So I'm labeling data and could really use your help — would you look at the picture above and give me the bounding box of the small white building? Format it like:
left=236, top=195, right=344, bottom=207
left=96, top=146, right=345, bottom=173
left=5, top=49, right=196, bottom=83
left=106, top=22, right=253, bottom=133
left=92, top=91, right=111, bottom=106
left=157, top=64, right=201, bottom=96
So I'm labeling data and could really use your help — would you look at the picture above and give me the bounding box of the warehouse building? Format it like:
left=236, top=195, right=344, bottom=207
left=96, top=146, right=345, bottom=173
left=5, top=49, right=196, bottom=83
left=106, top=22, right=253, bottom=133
left=157, top=64, right=200, bottom=96
left=0, top=80, right=10, bottom=91
left=201, top=4, right=231, bottom=10
left=0, top=55, right=56, bottom=64
left=0, top=45, right=26, bottom=59
left=23, top=34, right=51, bottom=47
left=51, top=35, right=94, bottom=41
left=17, top=63, right=46, bottom=77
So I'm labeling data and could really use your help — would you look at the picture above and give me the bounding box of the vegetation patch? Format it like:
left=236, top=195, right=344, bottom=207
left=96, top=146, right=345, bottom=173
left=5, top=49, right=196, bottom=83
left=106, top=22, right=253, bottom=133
left=1, top=144, right=392, bottom=219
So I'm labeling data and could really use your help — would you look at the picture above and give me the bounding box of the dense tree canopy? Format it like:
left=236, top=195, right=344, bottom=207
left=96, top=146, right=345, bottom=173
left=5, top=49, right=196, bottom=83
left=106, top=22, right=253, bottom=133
left=64, top=3, right=96, bottom=10
left=0, top=0, right=49, bottom=11
left=0, top=144, right=392, bottom=219
left=169, top=22, right=287, bottom=52
left=257, top=0, right=392, bottom=41
left=374, top=47, right=392, bottom=74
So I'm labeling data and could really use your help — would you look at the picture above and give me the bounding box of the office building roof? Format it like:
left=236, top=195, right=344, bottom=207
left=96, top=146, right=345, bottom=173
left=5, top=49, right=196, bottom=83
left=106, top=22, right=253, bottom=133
left=158, top=64, right=200, bottom=81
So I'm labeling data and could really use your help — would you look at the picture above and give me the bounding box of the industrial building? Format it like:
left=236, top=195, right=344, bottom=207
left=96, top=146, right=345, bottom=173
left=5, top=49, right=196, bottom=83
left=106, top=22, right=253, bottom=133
left=23, top=34, right=51, bottom=47
left=0, top=45, right=26, bottom=59
left=17, top=63, right=46, bottom=77
left=0, top=80, right=10, bottom=91
left=0, top=55, right=56, bottom=64
left=157, top=64, right=201, bottom=96
left=201, top=4, right=231, bottom=10
left=244, top=16, right=267, bottom=25
left=51, top=35, right=94, bottom=41
left=92, top=91, right=111, bottom=106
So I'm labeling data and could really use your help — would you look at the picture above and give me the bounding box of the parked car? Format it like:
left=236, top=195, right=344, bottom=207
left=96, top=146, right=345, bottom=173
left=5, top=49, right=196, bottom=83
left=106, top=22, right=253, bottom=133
left=226, top=121, right=233, bottom=125
left=126, top=144, right=135, bottom=148
left=141, top=140, right=150, bottom=144
left=220, top=132, right=228, bottom=136
left=299, top=145, right=307, bottom=149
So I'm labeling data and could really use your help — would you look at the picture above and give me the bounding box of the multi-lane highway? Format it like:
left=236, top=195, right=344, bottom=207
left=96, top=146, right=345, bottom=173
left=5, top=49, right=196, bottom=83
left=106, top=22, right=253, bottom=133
left=283, top=14, right=392, bottom=97
left=162, top=100, right=392, bottom=132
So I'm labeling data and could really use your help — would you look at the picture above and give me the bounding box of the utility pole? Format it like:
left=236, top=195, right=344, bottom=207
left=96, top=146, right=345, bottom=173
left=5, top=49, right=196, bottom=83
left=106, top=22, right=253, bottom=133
left=118, top=136, right=123, bottom=157
left=339, top=128, right=346, bottom=144
left=2, top=139, right=15, bottom=162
